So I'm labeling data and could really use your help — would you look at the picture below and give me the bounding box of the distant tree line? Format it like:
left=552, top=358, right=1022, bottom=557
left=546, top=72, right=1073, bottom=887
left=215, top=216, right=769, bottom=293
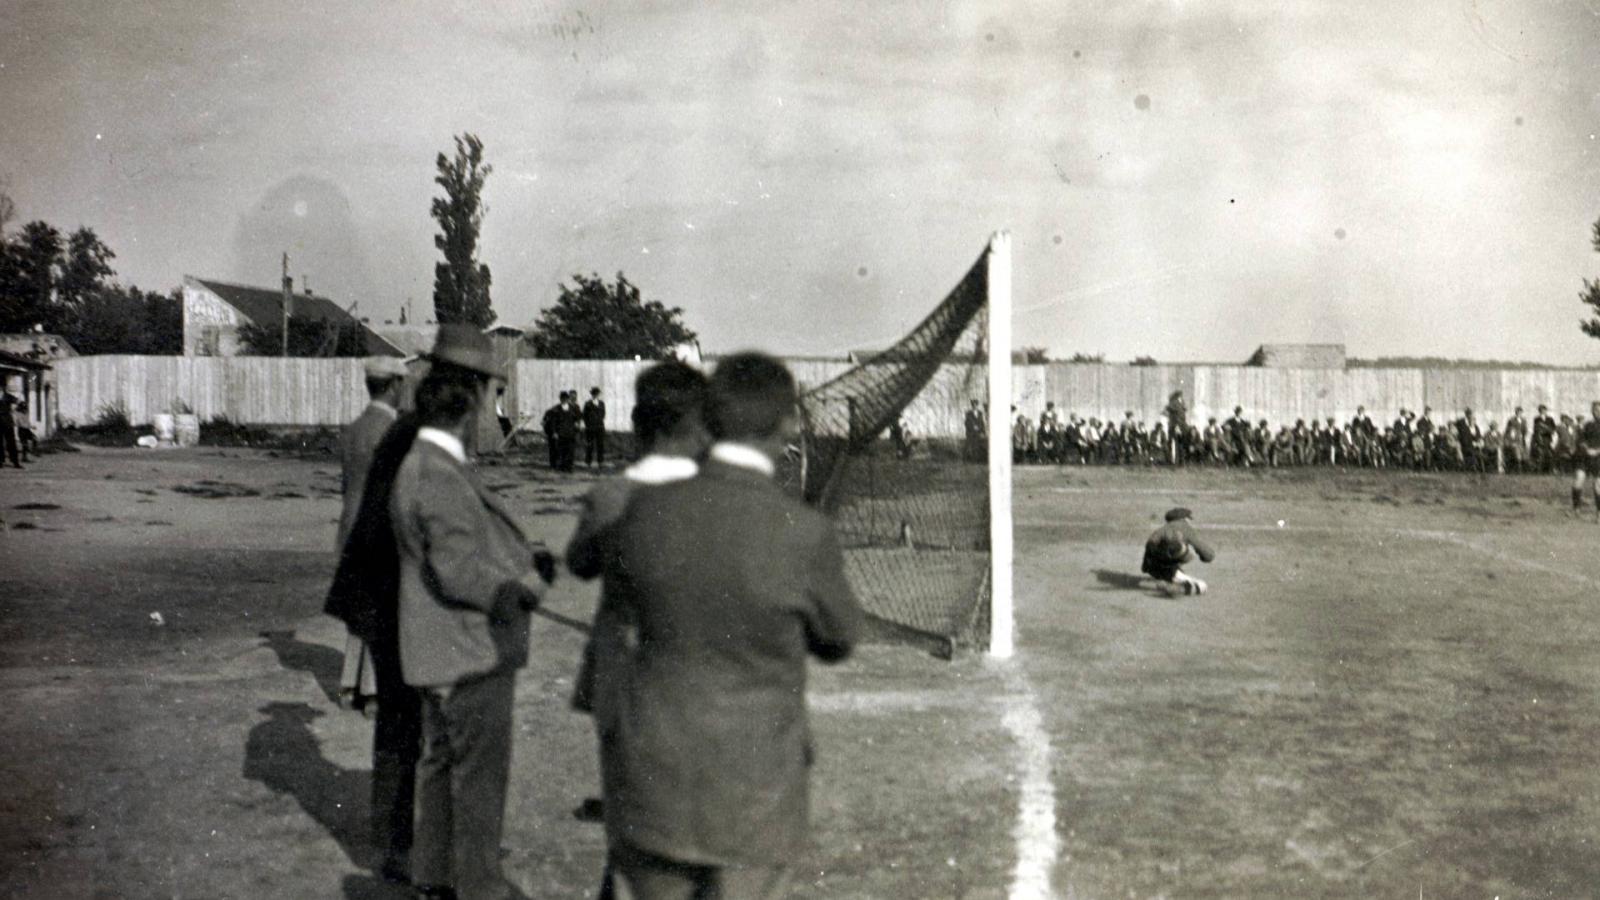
left=0, top=186, right=180, bottom=354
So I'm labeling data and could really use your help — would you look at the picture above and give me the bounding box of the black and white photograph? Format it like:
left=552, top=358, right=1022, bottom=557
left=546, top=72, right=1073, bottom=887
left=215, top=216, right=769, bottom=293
left=2, top=1, right=1599, bottom=897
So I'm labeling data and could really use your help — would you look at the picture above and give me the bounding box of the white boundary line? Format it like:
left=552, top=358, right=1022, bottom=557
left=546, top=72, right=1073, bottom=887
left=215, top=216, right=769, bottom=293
left=997, top=660, right=1060, bottom=900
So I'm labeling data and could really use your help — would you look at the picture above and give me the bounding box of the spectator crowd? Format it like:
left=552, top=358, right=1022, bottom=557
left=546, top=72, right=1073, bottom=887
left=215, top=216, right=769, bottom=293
left=948, top=391, right=1591, bottom=475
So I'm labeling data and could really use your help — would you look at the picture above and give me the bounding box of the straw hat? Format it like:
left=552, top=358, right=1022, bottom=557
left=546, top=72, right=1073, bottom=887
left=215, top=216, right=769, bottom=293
left=427, top=324, right=498, bottom=378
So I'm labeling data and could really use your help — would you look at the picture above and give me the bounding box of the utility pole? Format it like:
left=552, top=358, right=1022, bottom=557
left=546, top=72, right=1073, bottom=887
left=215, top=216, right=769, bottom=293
left=280, top=252, right=292, bottom=357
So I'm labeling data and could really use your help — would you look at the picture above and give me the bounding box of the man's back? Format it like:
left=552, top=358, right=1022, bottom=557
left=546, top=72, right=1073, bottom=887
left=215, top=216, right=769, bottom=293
left=338, top=403, right=397, bottom=549
left=601, top=459, right=863, bottom=867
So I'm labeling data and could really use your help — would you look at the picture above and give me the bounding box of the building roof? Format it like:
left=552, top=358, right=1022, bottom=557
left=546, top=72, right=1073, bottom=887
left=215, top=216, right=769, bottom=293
left=368, top=324, right=438, bottom=357
left=0, top=334, right=77, bottom=360
left=0, top=348, right=52, bottom=373
left=189, top=277, right=404, bottom=356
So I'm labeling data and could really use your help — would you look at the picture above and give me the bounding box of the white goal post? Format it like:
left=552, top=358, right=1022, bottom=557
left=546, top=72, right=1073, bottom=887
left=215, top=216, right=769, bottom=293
left=986, top=231, right=1015, bottom=658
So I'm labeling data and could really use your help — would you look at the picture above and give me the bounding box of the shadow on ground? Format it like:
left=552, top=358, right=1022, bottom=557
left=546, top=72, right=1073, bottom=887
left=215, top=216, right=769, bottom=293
left=242, top=702, right=374, bottom=873
left=259, top=629, right=344, bottom=704
left=1091, top=568, right=1179, bottom=599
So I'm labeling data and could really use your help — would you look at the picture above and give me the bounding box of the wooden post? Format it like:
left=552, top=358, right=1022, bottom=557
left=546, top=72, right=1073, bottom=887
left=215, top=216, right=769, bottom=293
left=280, top=253, right=292, bottom=357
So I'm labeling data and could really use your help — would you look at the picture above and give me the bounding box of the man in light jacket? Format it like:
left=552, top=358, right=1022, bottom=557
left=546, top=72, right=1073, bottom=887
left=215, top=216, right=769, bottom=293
left=391, top=325, right=553, bottom=900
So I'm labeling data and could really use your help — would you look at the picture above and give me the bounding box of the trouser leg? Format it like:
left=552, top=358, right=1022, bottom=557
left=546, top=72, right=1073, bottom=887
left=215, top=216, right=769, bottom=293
left=339, top=635, right=367, bottom=706
left=414, top=691, right=455, bottom=889
left=369, top=636, right=421, bottom=876
left=417, top=673, right=517, bottom=900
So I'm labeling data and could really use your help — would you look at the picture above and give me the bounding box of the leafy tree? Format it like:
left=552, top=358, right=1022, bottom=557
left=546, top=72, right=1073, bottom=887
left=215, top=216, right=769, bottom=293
left=1013, top=346, right=1050, bottom=364
left=528, top=272, right=697, bottom=359
left=52, top=227, right=117, bottom=334
left=1130, top=355, right=1159, bottom=367
left=237, top=317, right=367, bottom=357
left=64, top=285, right=180, bottom=355
left=1580, top=217, right=1600, bottom=343
left=0, top=221, right=63, bottom=332
left=430, top=133, right=494, bottom=327
left=1067, top=351, right=1106, bottom=363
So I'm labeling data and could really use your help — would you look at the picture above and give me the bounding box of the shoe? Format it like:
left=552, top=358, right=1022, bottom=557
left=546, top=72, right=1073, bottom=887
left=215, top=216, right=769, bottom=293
left=572, top=797, right=604, bottom=822
left=378, top=859, right=411, bottom=886
left=1193, top=579, right=1208, bottom=595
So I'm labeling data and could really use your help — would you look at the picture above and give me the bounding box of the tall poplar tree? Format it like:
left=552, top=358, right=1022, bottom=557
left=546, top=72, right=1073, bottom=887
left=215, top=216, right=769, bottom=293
left=430, top=133, right=495, bottom=327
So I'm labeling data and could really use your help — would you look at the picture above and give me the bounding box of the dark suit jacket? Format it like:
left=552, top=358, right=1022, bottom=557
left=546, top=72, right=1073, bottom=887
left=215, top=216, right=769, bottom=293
left=583, top=399, right=607, bottom=433
left=339, top=402, right=398, bottom=550
left=326, top=415, right=420, bottom=644
left=596, top=458, right=864, bottom=868
left=391, top=438, right=543, bottom=688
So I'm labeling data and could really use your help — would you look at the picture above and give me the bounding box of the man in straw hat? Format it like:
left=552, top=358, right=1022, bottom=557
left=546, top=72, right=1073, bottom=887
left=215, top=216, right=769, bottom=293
left=1141, top=507, right=1216, bottom=595
left=324, top=354, right=418, bottom=884
left=337, top=356, right=411, bottom=712
left=392, top=324, right=553, bottom=900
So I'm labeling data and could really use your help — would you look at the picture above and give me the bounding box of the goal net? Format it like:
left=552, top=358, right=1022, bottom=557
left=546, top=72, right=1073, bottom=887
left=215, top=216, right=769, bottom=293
left=784, top=233, right=1013, bottom=658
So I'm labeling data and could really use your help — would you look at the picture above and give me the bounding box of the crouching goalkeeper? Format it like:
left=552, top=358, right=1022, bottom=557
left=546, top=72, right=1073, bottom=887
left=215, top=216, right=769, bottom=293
left=1141, top=507, right=1216, bottom=595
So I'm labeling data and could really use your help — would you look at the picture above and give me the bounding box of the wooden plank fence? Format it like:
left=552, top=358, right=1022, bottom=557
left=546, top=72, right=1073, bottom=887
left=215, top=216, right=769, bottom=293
left=55, top=355, right=1600, bottom=436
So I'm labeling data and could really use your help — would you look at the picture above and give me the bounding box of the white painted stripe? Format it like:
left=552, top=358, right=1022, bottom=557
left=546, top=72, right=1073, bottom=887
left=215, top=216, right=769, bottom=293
left=998, top=662, right=1059, bottom=900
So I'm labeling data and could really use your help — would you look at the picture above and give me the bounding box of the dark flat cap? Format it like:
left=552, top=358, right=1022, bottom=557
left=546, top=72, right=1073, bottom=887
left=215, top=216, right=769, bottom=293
left=1164, top=507, right=1192, bottom=522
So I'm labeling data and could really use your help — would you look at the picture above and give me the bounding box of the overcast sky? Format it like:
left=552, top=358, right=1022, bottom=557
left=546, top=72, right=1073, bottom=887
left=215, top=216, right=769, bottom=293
left=2, top=0, right=1598, bottom=362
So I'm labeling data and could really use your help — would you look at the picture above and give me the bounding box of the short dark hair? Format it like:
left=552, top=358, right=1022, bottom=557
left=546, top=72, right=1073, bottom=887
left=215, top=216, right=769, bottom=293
left=365, top=375, right=399, bottom=398
left=632, top=362, right=707, bottom=446
left=414, top=362, right=488, bottom=428
left=706, top=352, right=797, bottom=441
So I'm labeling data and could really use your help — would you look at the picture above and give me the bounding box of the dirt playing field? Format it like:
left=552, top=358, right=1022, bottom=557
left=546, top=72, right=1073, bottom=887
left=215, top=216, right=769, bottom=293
left=3, top=448, right=1598, bottom=898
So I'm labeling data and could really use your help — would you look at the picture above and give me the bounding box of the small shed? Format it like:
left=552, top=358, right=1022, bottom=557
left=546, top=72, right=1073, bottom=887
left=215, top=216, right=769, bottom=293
left=0, top=348, right=54, bottom=439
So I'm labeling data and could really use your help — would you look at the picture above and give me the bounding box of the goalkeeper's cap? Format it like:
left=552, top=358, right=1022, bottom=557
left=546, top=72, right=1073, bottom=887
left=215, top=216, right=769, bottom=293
left=1164, top=507, right=1192, bottom=522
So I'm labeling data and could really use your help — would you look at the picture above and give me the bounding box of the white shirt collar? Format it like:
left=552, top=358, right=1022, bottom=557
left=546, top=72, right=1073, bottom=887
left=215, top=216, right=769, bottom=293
left=370, top=400, right=397, bottom=418
left=710, top=442, right=776, bottom=477
left=625, top=454, right=698, bottom=485
left=417, top=427, right=467, bottom=464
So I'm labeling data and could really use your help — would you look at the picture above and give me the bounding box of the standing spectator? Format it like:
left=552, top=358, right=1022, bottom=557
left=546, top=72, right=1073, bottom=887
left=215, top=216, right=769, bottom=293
left=565, top=361, right=710, bottom=845
left=14, top=397, right=36, bottom=463
left=1225, top=407, right=1253, bottom=467
left=1081, top=417, right=1102, bottom=464
left=1118, top=411, right=1140, bottom=464
left=554, top=390, right=582, bottom=472
left=963, top=399, right=986, bottom=463
left=1504, top=407, right=1529, bottom=474
left=1456, top=409, right=1483, bottom=473
left=0, top=382, right=21, bottom=469
left=334, top=357, right=409, bottom=714
left=1573, top=401, right=1600, bottom=518
left=592, top=353, right=864, bottom=899
left=583, top=387, right=607, bottom=467
left=326, top=356, right=420, bottom=887
left=1485, top=420, right=1505, bottom=474
left=542, top=392, right=567, bottom=469
left=1531, top=404, right=1558, bottom=472
left=1202, top=417, right=1225, bottom=464
left=1061, top=414, right=1084, bottom=464
left=494, top=386, right=515, bottom=447
left=1164, top=390, right=1187, bottom=464
left=391, top=326, right=552, bottom=900
left=1037, top=402, right=1061, bottom=463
